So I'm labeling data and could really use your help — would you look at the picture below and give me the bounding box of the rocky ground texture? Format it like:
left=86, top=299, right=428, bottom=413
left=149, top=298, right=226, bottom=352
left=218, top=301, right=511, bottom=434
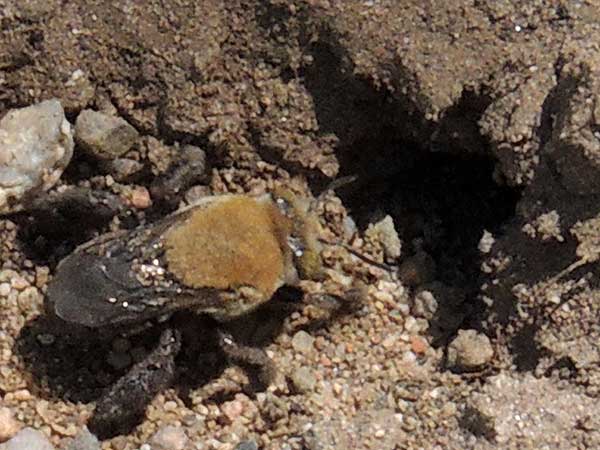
left=1, top=0, right=600, bottom=449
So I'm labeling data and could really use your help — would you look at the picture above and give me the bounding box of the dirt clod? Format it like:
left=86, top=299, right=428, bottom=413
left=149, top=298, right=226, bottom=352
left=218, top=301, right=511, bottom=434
left=447, top=329, right=494, bottom=372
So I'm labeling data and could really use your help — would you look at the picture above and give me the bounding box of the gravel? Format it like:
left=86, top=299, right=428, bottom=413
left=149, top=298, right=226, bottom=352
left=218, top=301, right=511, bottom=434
left=0, top=99, right=73, bottom=214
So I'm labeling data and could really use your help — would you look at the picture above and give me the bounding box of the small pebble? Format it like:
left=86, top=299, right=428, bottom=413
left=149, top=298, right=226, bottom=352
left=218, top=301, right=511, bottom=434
left=149, top=425, right=188, bottom=450
left=35, top=267, right=50, bottom=288
left=410, top=336, right=428, bottom=354
left=130, top=186, right=152, bottom=209
left=447, top=329, right=494, bottom=371
left=235, top=441, right=258, bottom=450
left=412, top=290, right=438, bottom=319
left=221, top=400, right=244, bottom=423
left=0, top=283, right=10, bottom=297
left=10, top=277, right=28, bottom=291
left=365, top=215, right=402, bottom=261
left=3, top=427, right=54, bottom=450
left=17, top=287, right=41, bottom=308
left=36, top=334, right=56, bottom=346
left=291, top=331, right=315, bottom=354
left=478, top=230, right=495, bottom=254
left=108, top=158, right=144, bottom=181
left=291, top=367, right=317, bottom=393
left=11, top=390, right=32, bottom=402
left=0, top=408, right=20, bottom=443
left=64, top=427, right=100, bottom=450
left=75, top=110, right=138, bottom=159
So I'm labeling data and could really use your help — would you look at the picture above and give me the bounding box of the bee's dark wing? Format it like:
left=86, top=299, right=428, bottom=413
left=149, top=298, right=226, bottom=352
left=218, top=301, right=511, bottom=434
left=46, top=218, right=220, bottom=328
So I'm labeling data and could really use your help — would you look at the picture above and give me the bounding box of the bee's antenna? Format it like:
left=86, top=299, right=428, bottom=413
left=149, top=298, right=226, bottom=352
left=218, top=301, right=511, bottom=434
left=310, top=175, right=358, bottom=213
left=311, top=175, right=397, bottom=273
left=318, top=175, right=358, bottom=200
left=318, top=238, right=398, bottom=273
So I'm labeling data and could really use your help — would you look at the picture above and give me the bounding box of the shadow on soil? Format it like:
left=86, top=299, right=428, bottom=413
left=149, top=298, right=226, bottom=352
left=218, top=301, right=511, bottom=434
left=14, top=291, right=314, bottom=438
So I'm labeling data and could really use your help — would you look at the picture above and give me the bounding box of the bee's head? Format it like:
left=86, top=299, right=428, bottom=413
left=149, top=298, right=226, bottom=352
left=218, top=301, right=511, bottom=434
left=272, top=189, right=323, bottom=281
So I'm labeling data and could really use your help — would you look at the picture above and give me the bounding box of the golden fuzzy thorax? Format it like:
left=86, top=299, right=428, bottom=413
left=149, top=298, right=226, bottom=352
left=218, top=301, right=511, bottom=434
left=162, top=196, right=293, bottom=298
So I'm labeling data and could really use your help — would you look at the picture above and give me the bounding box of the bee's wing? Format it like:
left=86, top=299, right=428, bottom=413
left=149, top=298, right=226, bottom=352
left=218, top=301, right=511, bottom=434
left=46, top=213, right=220, bottom=328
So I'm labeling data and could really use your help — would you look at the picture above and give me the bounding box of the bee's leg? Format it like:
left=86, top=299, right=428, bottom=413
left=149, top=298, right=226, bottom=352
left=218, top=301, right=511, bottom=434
left=217, top=329, right=275, bottom=389
left=28, top=186, right=124, bottom=221
left=23, top=187, right=125, bottom=248
left=88, top=327, right=182, bottom=438
left=300, top=282, right=368, bottom=316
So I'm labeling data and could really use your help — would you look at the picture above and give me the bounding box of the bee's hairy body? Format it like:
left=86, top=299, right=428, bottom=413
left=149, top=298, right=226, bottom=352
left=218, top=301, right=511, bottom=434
left=47, top=192, right=322, bottom=328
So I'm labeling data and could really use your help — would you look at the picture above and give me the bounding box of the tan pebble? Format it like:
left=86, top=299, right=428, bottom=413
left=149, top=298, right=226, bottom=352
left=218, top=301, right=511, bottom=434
left=12, top=389, right=32, bottom=401
left=0, top=283, right=10, bottom=297
left=447, top=329, right=493, bottom=371
left=381, top=335, right=396, bottom=349
left=35, top=267, right=50, bottom=288
left=370, top=334, right=381, bottom=345
left=291, top=331, right=315, bottom=354
left=10, top=276, right=28, bottom=291
left=130, top=186, right=152, bottom=209
left=17, top=286, right=41, bottom=309
left=221, top=400, right=244, bottom=423
left=196, top=404, right=209, bottom=416
left=320, top=355, right=332, bottom=367
left=410, top=336, right=428, bottom=354
left=0, top=407, right=21, bottom=442
left=374, top=428, right=386, bottom=438
left=332, top=383, right=343, bottom=395
left=164, top=401, right=178, bottom=411
left=0, top=270, right=18, bottom=283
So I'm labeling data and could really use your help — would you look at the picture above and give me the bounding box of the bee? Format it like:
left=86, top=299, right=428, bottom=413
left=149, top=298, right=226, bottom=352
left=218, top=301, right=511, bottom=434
left=47, top=189, right=323, bottom=327
left=44, top=187, right=355, bottom=436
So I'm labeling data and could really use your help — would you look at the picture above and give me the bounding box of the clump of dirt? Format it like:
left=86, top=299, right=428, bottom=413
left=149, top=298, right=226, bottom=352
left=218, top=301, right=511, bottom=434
left=1, top=1, right=600, bottom=449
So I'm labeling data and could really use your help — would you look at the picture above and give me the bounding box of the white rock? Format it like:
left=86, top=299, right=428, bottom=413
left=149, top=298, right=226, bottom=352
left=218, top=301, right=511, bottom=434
left=0, top=99, right=73, bottom=214
left=148, top=425, right=188, bottom=450
left=3, top=428, right=54, bottom=450
left=64, top=427, right=100, bottom=450
left=365, top=215, right=402, bottom=261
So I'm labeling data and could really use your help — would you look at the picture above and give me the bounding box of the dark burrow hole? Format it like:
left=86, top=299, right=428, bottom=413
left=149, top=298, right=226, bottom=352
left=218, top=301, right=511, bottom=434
left=336, top=139, right=522, bottom=342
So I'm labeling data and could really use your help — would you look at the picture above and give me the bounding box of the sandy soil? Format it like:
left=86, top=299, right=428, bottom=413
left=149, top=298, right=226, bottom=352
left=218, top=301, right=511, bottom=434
left=1, top=1, right=600, bottom=449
